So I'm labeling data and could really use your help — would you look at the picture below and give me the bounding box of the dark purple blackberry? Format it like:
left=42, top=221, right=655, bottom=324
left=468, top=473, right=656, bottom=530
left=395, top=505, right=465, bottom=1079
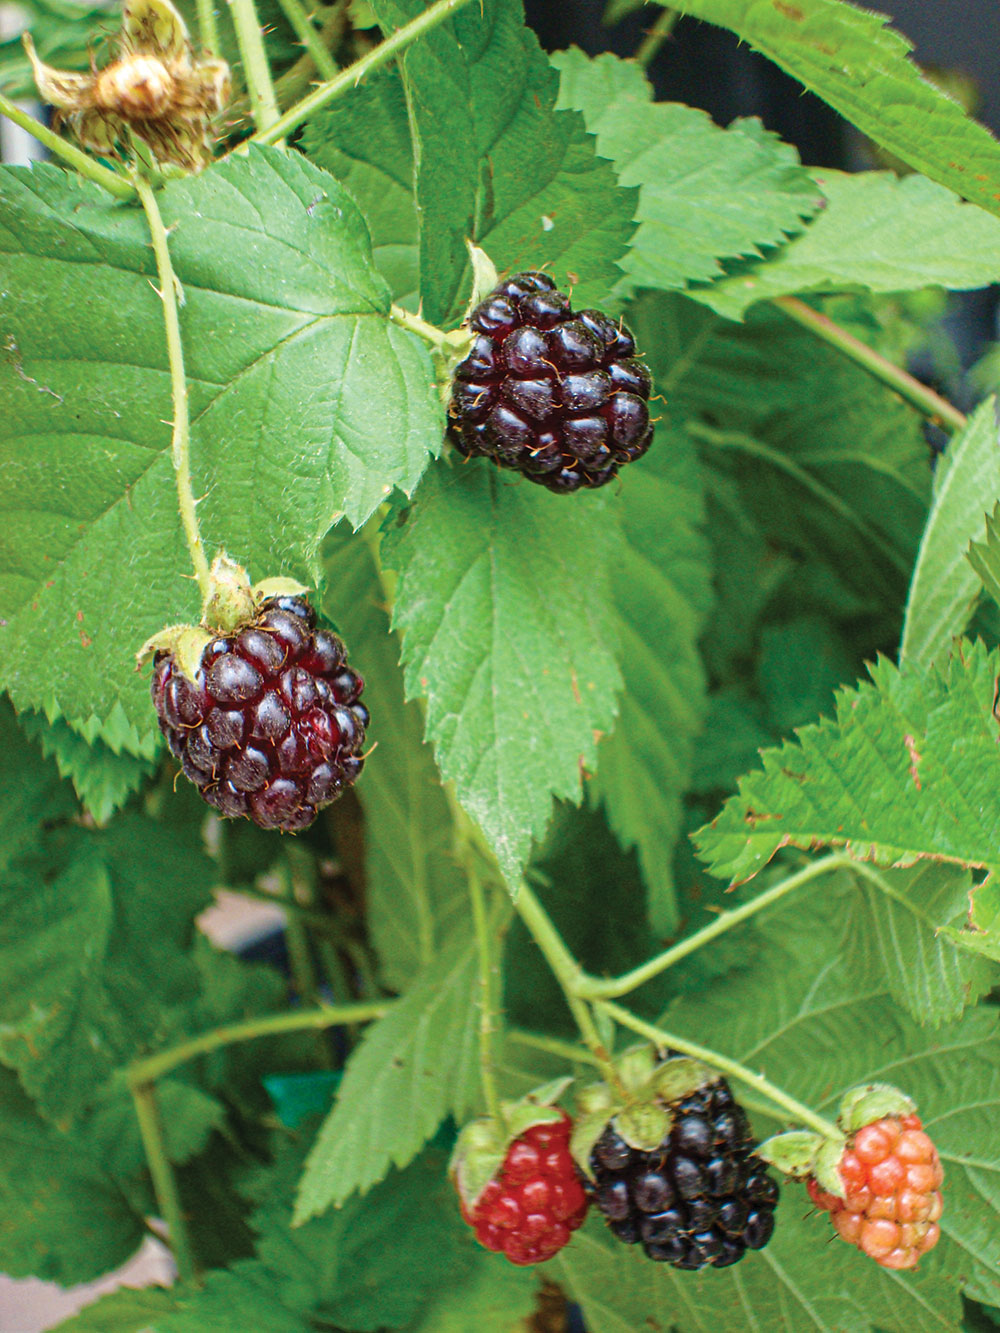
left=448, top=271, right=653, bottom=493
left=589, top=1078, right=779, bottom=1270
left=151, top=598, right=367, bottom=832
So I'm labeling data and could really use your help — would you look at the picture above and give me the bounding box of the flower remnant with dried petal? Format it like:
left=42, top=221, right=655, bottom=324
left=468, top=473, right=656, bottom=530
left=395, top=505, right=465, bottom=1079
left=24, top=0, right=229, bottom=171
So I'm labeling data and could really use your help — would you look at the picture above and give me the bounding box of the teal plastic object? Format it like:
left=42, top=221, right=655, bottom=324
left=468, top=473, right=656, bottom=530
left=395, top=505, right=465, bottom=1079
left=263, top=1070, right=342, bottom=1128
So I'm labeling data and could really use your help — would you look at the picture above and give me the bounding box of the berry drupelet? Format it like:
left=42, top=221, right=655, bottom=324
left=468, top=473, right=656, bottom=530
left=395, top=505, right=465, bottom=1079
left=448, top=271, right=653, bottom=493
left=589, top=1078, right=779, bottom=1269
left=151, top=595, right=368, bottom=832
left=459, top=1113, right=590, bottom=1265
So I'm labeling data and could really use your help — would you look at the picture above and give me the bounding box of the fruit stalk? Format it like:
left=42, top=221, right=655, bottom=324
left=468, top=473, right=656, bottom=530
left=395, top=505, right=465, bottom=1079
left=196, top=0, right=221, bottom=54
left=597, top=1000, right=841, bottom=1140
left=636, top=7, right=680, bottom=68
left=251, top=0, right=479, bottom=146
left=468, top=856, right=503, bottom=1122
left=0, top=91, right=134, bottom=197
left=226, top=0, right=282, bottom=135
left=135, top=173, right=212, bottom=599
left=273, top=0, right=338, bottom=81
left=129, top=1079, right=200, bottom=1285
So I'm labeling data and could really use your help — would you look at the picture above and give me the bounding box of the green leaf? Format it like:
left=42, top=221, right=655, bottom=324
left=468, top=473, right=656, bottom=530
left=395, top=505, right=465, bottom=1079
left=402, top=1253, right=538, bottom=1332
left=0, top=813, right=213, bottom=1120
left=591, top=422, right=713, bottom=933
left=51, top=1287, right=178, bottom=1333
left=18, top=709, right=156, bottom=824
left=0, top=146, right=442, bottom=753
left=293, top=922, right=493, bottom=1221
left=0, top=1068, right=143, bottom=1286
left=155, top=1263, right=311, bottom=1333
left=968, top=502, right=1000, bottom=615
left=0, top=696, right=76, bottom=875
left=940, top=879, right=1000, bottom=964
left=839, top=862, right=996, bottom=1026
left=323, top=525, right=467, bottom=990
left=381, top=461, right=623, bottom=887
left=668, top=0, right=1000, bottom=220
left=692, top=171, right=1000, bottom=320
left=696, top=639, right=1000, bottom=885
left=84, top=1073, right=225, bottom=1179
left=553, top=48, right=822, bottom=295
left=900, top=397, right=1000, bottom=667
left=368, top=0, right=637, bottom=324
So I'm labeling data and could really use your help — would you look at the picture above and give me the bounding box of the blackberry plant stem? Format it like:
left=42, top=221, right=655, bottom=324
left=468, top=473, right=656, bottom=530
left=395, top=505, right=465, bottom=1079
left=577, top=853, right=851, bottom=999
left=227, top=0, right=282, bottom=136
left=252, top=0, right=478, bottom=145
left=507, top=1029, right=605, bottom=1071
left=636, top=8, right=679, bottom=68
left=469, top=859, right=503, bottom=1122
left=773, top=296, right=968, bottom=434
left=196, top=0, right=221, bottom=53
left=597, top=1001, right=841, bottom=1140
left=130, top=1080, right=199, bottom=1285
left=273, top=0, right=338, bottom=81
left=390, top=304, right=451, bottom=349
left=135, top=174, right=211, bottom=599
left=0, top=93, right=133, bottom=197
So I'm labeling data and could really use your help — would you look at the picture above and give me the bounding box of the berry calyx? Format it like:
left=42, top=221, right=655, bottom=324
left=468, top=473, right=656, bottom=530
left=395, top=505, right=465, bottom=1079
left=447, top=270, right=653, bottom=493
left=806, top=1114, right=943, bottom=1270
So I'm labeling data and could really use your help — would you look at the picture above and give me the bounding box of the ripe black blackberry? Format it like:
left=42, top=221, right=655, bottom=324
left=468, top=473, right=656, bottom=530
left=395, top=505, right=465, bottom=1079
left=151, top=595, right=368, bottom=832
left=589, top=1077, right=779, bottom=1269
left=448, top=271, right=653, bottom=493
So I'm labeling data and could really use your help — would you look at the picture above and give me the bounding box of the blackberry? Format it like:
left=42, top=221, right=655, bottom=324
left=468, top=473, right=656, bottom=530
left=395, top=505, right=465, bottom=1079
left=448, top=271, right=653, bottom=492
left=151, top=596, right=367, bottom=832
left=589, top=1078, right=779, bottom=1269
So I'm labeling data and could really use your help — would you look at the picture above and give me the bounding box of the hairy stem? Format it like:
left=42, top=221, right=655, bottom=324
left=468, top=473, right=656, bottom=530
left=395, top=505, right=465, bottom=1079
left=0, top=93, right=133, bottom=197
left=636, top=7, right=679, bottom=68
left=469, top=860, right=503, bottom=1121
left=578, top=853, right=852, bottom=999
left=597, top=1001, right=840, bottom=1139
left=127, top=1000, right=389, bottom=1085
left=135, top=175, right=211, bottom=598
left=196, top=0, right=221, bottom=53
left=129, top=1081, right=199, bottom=1285
left=506, top=1029, right=605, bottom=1071
left=252, top=0, right=478, bottom=146
left=773, top=296, right=968, bottom=434
left=227, top=0, right=283, bottom=136
left=274, top=0, right=338, bottom=80
left=389, top=303, right=451, bottom=349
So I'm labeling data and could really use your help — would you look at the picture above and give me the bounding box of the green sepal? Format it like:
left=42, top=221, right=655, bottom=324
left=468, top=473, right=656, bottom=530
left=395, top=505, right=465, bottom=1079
left=252, top=576, right=312, bottom=605
left=617, top=1044, right=658, bottom=1093
left=837, top=1082, right=917, bottom=1133
left=813, top=1135, right=847, bottom=1197
left=462, top=241, right=499, bottom=320
left=134, top=623, right=213, bottom=682
left=642, top=1057, right=711, bottom=1106
left=202, top=551, right=256, bottom=633
left=756, top=1129, right=825, bottom=1178
left=576, top=1080, right=617, bottom=1117
left=570, top=1107, right=618, bottom=1181
left=451, top=1079, right=573, bottom=1210
left=615, top=1101, right=672, bottom=1153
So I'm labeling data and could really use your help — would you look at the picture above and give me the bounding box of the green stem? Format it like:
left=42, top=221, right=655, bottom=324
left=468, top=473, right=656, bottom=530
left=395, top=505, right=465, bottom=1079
left=227, top=0, right=283, bottom=136
left=252, top=0, right=478, bottom=145
left=389, top=303, right=451, bottom=349
left=506, top=1029, right=604, bottom=1071
left=578, top=853, right=851, bottom=999
left=597, top=1001, right=840, bottom=1139
left=135, top=174, right=211, bottom=599
left=773, top=296, right=968, bottom=434
left=196, top=0, right=221, bottom=53
left=130, top=1081, right=199, bottom=1284
left=636, top=7, right=679, bottom=68
left=274, top=0, right=338, bottom=80
left=469, top=859, right=503, bottom=1121
left=127, top=1000, right=389, bottom=1085
left=0, top=92, right=133, bottom=197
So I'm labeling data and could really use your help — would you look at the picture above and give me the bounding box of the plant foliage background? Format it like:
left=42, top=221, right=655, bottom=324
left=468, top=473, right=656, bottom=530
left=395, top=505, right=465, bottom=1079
left=3, top=0, right=1000, bottom=1328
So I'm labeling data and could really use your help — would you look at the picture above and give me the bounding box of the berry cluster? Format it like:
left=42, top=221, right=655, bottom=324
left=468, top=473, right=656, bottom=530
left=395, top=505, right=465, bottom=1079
left=152, top=596, right=367, bottom=832
left=807, top=1114, right=943, bottom=1270
left=459, top=1113, right=589, bottom=1265
left=589, top=1079, right=779, bottom=1269
left=448, top=271, right=653, bottom=492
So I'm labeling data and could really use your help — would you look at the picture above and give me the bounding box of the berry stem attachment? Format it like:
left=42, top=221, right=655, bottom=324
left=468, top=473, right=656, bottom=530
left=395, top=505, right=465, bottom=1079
left=596, top=1000, right=841, bottom=1141
left=135, top=174, right=212, bottom=600
left=129, top=1079, right=200, bottom=1286
left=0, top=92, right=134, bottom=198
left=577, top=852, right=852, bottom=1000
left=389, top=304, right=452, bottom=350
left=226, top=0, right=283, bottom=136
left=773, top=296, right=968, bottom=435
left=636, top=7, right=680, bottom=69
left=250, top=0, right=478, bottom=146
left=273, top=0, right=338, bottom=81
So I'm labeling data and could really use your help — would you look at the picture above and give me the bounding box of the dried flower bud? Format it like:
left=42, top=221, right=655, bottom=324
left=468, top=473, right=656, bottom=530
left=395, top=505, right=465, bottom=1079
left=24, top=0, right=230, bottom=171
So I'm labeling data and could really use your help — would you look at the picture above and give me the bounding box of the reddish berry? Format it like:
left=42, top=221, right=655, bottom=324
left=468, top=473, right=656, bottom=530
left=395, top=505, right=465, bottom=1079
left=460, top=1113, right=589, bottom=1265
left=448, top=271, right=653, bottom=493
left=151, top=596, right=368, bottom=832
left=807, top=1114, right=943, bottom=1270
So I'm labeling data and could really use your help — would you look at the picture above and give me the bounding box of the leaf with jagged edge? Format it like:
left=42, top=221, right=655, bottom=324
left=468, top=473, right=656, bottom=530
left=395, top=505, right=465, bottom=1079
left=0, top=1067, right=144, bottom=1287
left=49, top=1287, right=179, bottom=1333
left=381, top=461, right=623, bottom=889
left=321, top=524, right=467, bottom=991
left=940, top=878, right=1000, bottom=966
left=553, top=48, right=822, bottom=297
left=591, top=421, right=713, bottom=934
left=402, top=1253, right=538, bottom=1332
left=293, top=918, right=497, bottom=1222
left=618, top=0, right=1000, bottom=219
left=969, top=501, right=1000, bottom=615
left=367, top=0, right=637, bottom=325
left=18, top=709, right=157, bottom=823
left=693, top=171, right=1000, bottom=320
left=0, top=696, right=76, bottom=875
left=0, top=147, right=442, bottom=757
left=696, top=639, right=1000, bottom=886
left=900, top=397, right=1000, bottom=668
